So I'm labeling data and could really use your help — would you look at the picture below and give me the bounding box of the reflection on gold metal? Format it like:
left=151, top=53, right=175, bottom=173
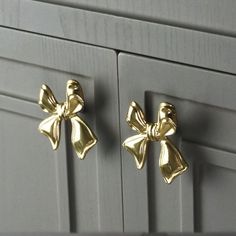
left=123, top=101, right=188, bottom=184
left=38, top=80, right=97, bottom=159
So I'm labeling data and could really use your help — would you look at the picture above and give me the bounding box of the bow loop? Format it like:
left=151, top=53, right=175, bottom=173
left=65, top=80, right=84, bottom=116
left=65, top=94, right=84, bottom=117
left=39, top=84, right=58, bottom=114
left=158, top=118, right=176, bottom=138
left=158, top=102, right=177, bottom=136
left=126, top=101, right=147, bottom=133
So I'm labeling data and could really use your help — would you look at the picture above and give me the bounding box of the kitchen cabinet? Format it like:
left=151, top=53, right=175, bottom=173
left=0, top=0, right=235, bottom=234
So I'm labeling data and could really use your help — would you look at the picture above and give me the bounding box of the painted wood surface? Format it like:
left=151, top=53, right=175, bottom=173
left=1, top=233, right=235, bottom=236
left=35, top=0, right=236, bottom=36
left=0, top=0, right=235, bottom=74
left=0, top=27, right=123, bottom=232
left=119, top=53, right=236, bottom=233
left=0, top=1, right=235, bottom=234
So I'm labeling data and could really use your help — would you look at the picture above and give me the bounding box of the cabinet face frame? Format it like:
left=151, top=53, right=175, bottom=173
left=0, top=27, right=123, bottom=233
left=118, top=52, right=236, bottom=233
left=1, top=0, right=236, bottom=74
left=34, top=0, right=236, bottom=37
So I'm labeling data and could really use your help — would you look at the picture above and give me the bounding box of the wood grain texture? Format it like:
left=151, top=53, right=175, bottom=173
left=0, top=234, right=235, bottom=236
left=35, top=0, right=236, bottom=36
left=182, top=142, right=236, bottom=232
left=0, top=0, right=235, bottom=74
left=0, top=95, right=70, bottom=232
left=0, top=27, right=123, bottom=232
left=0, top=233, right=234, bottom=236
left=118, top=53, right=236, bottom=233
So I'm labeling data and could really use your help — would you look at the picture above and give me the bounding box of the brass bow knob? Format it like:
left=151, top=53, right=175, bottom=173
left=38, top=80, right=97, bottom=159
left=123, top=101, right=188, bottom=184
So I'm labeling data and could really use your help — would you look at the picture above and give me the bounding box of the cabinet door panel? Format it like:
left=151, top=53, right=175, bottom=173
left=119, top=53, right=236, bottom=233
left=0, top=28, right=122, bottom=232
left=0, top=96, right=69, bottom=232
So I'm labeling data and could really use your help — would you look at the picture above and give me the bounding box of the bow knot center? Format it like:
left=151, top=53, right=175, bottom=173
left=147, top=123, right=160, bottom=141
left=56, top=103, right=67, bottom=119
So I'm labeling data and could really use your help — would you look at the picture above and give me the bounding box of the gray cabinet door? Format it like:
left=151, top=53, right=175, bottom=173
left=0, top=27, right=122, bottom=233
left=119, top=53, right=236, bottom=233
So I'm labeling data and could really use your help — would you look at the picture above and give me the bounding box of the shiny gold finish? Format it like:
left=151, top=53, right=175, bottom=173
left=38, top=80, right=97, bottom=159
left=123, top=101, right=188, bottom=184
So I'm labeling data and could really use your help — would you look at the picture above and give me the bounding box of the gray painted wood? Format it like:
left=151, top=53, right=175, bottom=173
left=0, top=95, right=70, bottom=232
left=182, top=142, right=236, bottom=232
left=118, top=53, right=236, bottom=233
left=0, top=28, right=123, bottom=232
left=0, top=0, right=236, bottom=74
left=35, top=0, right=236, bottom=36
left=0, top=234, right=235, bottom=236
left=0, top=1, right=235, bottom=234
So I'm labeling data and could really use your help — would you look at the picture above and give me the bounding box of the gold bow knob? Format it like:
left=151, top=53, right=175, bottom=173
left=123, top=101, right=188, bottom=184
left=38, top=80, right=97, bottom=159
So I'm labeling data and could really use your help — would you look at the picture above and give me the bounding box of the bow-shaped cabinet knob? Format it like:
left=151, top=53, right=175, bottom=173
left=123, top=101, right=188, bottom=184
left=38, top=80, right=97, bottom=159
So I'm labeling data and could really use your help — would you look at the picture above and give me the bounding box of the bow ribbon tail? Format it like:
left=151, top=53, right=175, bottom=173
left=38, top=115, right=62, bottom=150
left=159, top=138, right=188, bottom=184
left=123, top=134, right=148, bottom=169
left=70, top=115, right=97, bottom=159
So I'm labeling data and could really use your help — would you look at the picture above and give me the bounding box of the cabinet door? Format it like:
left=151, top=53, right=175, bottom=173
left=0, top=27, right=122, bottom=232
left=119, top=53, right=236, bottom=233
